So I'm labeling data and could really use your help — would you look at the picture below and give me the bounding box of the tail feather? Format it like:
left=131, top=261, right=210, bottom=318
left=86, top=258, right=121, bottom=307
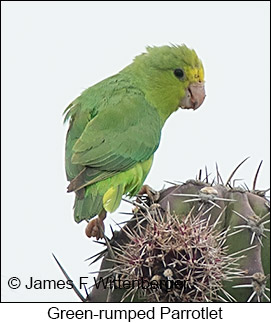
left=73, top=191, right=103, bottom=223
left=72, top=181, right=125, bottom=222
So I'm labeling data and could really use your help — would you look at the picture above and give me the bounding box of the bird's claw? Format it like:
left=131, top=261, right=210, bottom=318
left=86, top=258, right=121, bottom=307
left=137, top=184, right=160, bottom=203
left=85, top=217, right=105, bottom=240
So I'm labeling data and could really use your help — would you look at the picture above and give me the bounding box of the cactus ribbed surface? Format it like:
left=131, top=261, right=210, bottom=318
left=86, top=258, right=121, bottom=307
left=85, top=163, right=270, bottom=302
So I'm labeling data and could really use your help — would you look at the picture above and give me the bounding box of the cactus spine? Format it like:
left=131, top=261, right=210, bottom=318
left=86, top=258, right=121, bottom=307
left=85, top=162, right=270, bottom=302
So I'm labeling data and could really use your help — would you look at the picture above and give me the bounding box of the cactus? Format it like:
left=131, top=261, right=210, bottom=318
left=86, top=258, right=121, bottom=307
left=104, top=205, right=244, bottom=302
left=86, top=161, right=270, bottom=303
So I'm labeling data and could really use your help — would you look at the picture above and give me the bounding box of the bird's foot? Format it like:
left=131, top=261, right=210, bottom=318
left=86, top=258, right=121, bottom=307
left=85, top=210, right=106, bottom=240
left=85, top=218, right=104, bottom=239
left=137, top=184, right=160, bottom=204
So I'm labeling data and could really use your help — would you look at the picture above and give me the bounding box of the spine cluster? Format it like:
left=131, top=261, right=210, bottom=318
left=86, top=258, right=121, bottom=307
left=87, top=162, right=270, bottom=303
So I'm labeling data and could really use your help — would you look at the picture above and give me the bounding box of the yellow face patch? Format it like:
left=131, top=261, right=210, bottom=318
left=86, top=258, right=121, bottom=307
left=184, top=66, right=205, bottom=83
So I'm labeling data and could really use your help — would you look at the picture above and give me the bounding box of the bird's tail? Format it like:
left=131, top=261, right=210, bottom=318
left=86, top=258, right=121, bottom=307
left=73, top=184, right=125, bottom=223
left=73, top=189, right=103, bottom=223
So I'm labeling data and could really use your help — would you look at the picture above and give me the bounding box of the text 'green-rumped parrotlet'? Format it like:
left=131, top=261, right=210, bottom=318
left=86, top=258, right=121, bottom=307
left=64, top=44, right=205, bottom=239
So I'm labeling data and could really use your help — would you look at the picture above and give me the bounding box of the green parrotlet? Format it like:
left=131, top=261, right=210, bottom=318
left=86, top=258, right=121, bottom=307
left=64, top=44, right=205, bottom=239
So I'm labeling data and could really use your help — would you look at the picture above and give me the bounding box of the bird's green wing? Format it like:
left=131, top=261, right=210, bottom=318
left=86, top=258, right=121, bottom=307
left=68, top=92, right=162, bottom=192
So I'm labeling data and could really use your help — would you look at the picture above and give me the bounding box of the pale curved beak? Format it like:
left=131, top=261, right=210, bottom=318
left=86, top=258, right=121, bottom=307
left=180, top=82, right=206, bottom=110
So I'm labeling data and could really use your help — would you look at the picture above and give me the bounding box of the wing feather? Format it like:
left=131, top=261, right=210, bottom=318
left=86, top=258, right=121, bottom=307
left=68, top=92, right=162, bottom=191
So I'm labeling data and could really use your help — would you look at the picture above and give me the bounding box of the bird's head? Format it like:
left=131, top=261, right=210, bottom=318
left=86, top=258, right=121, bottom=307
left=126, top=44, right=206, bottom=122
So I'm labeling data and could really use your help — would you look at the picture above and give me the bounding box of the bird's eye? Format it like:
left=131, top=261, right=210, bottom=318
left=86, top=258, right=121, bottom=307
left=174, top=68, right=185, bottom=80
